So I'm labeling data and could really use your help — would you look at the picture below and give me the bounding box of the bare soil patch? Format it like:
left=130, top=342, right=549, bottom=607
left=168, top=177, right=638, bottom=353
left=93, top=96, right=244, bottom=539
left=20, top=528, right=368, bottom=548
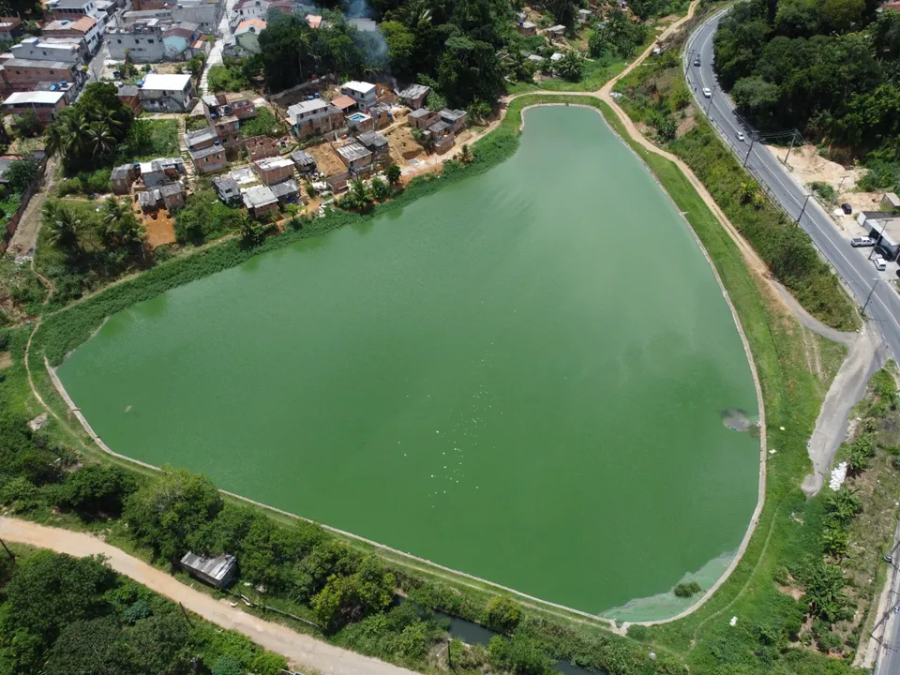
left=142, top=208, right=177, bottom=248
left=307, top=143, right=346, bottom=177
left=0, top=352, right=11, bottom=370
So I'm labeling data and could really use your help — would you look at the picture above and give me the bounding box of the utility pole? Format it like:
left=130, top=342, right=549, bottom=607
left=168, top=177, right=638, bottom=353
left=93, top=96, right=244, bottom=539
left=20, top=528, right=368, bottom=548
left=783, top=134, right=796, bottom=166
left=870, top=218, right=889, bottom=259
left=797, top=194, right=810, bottom=224
left=179, top=602, right=194, bottom=628
left=0, top=537, right=14, bottom=562
left=838, top=175, right=849, bottom=195
left=863, top=278, right=880, bottom=315
left=743, top=136, right=754, bottom=167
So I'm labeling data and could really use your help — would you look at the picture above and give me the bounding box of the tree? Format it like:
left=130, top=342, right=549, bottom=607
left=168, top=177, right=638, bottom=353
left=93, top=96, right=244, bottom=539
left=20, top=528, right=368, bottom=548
left=386, top=164, right=401, bottom=185
left=14, top=109, right=42, bottom=138
left=3, top=552, right=116, bottom=645
left=738, top=180, right=761, bottom=205
left=484, top=595, right=521, bottom=633
left=802, top=561, right=848, bottom=623
left=459, top=143, right=473, bottom=164
left=732, top=76, right=780, bottom=117
left=370, top=176, right=391, bottom=201
left=43, top=200, right=87, bottom=260
left=545, top=0, right=577, bottom=29
left=4, top=155, right=39, bottom=192
left=238, top=213, right=264, bottom=247
left=825, top=487, right=861, bottom=526
left=211, top=655, right=245, bottom=675
left=123, top=466, right=224, bottom=561
left=54, top=464, right=137, bottom=517
left=312, top=555, right=395, bottom=631
left=100, top=196, right=144, bottom=254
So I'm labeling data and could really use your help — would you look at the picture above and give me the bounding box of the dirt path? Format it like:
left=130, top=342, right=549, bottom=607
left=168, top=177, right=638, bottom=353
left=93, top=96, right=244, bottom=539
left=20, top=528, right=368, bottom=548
left=801, top=324, right=887, bottom=496
left=770, top=280, right=857, bottom=345
left=0, top=517, right=417, bottom=675
left=7, top=155, right=59, bottom=256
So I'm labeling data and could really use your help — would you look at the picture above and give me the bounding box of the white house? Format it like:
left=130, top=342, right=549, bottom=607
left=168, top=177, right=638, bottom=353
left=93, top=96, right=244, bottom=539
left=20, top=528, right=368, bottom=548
left=138, top=73, right=195, bottom=112
left=340, top=80, right=376, bottom=109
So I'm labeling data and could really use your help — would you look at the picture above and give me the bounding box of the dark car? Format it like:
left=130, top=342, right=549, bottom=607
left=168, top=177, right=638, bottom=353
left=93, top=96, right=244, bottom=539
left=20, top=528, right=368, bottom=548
left=841, top=203, right=852, bottom=214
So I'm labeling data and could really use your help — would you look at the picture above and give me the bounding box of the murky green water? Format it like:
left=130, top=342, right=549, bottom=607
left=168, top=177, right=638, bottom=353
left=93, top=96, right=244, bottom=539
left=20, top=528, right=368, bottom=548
left=58, top=107, right=759, bottom=616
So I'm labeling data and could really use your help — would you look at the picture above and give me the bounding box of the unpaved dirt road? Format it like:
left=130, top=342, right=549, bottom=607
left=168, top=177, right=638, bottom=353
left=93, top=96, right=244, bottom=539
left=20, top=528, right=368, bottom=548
left=7, top=155, right=59, bottom=256
left=801, top=324, right=887, bottom=496
left=0, top=517, right=416, bottom=675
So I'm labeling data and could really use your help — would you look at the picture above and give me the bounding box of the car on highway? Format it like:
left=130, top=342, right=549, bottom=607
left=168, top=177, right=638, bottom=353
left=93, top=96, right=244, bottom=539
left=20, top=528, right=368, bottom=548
left=851, top=237, right=876, bottom=247
left=736, top=131, right=745, bottom=142
left=841, top=203, right=853, bottom=214
left=702, top=87, right=712, bottom=98
left=874, top=256, right=887, bottom=271
left=693, top=57, right=701, bottom=66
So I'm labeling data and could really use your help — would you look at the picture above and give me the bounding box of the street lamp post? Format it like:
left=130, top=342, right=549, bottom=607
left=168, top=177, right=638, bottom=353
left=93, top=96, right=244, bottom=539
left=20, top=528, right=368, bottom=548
left=743, top=136, right=754, bottom=167
left=797, top=194, right=811, bottom=224
left=863, top=278, right=880, bottom=315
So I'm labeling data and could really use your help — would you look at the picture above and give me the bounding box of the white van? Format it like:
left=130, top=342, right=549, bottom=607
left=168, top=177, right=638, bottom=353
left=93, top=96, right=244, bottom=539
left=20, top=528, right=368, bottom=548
left=873, top=256, right=887, bottom=271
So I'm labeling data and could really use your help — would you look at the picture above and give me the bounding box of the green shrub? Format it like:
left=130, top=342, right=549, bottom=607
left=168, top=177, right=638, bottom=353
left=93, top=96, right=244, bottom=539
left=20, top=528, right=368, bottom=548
left=673, top=581, right=702, bottom=598
left=810, top=181, right=836, bottom=203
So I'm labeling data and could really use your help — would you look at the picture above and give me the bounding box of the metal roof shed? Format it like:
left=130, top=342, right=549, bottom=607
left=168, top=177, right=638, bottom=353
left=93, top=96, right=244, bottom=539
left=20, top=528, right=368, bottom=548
left=180, top=551, right=237, bottom=588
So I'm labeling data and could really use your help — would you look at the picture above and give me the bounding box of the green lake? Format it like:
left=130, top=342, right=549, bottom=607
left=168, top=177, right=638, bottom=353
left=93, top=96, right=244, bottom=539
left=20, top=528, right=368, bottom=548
left=58, top=106, right=760, bottom=618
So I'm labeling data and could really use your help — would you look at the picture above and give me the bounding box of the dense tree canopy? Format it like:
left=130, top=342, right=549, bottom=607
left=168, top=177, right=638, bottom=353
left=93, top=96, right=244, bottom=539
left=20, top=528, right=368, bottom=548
left=714, top=0, right=900, bottom=156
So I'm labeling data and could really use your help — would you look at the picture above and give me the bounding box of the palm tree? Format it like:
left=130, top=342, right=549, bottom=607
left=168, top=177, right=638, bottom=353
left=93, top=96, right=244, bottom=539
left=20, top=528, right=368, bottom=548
left=386, top=164, right=401, bottom=186
left=86, top=121, right=116, bottom=160
left=348, top=179, right=372, bottom=208
left=459, top=144, right=473, bottom=164
left=738, top=180, right=760, bottom=205
left=557, top=51, right=583, bottom=82
left=43, top=201, right=85, bottom=259
left=100, top=197, right=145, bottom=254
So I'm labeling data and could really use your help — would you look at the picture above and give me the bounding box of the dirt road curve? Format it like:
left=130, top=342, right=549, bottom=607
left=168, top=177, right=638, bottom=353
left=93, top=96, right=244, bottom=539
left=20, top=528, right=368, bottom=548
left=0, top=517, right=416, bottom=675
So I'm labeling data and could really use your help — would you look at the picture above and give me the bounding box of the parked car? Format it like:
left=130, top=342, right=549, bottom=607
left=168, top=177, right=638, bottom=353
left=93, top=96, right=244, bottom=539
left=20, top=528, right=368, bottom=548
left=702, top=87, right=712, bottom=98
left=841, top=203, right=852, bottom=214
left=851, top=237, right=875, bottom=247
left=736, top=131, right=745, bottom=142
left=693, top=57, right=701, bottom=66
left=874, top=256, right=887, bottom=271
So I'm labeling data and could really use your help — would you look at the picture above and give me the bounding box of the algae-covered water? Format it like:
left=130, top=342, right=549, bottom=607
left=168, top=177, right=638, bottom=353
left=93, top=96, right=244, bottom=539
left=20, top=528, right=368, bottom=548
left=58, top=107, right=760, bottom=616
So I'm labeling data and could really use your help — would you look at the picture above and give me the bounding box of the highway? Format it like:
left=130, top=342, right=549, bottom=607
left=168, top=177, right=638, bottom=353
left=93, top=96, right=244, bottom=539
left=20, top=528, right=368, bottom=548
left=684, top=11, right=900, bottom=363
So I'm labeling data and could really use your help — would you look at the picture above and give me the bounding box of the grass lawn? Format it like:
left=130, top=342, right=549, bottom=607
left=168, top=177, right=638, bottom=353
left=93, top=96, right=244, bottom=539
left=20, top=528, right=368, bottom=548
left=130, top=119, right=179, bottom=161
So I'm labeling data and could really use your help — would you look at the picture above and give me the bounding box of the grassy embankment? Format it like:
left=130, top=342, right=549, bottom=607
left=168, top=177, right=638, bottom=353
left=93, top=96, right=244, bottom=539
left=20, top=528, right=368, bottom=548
left=5, top=91, right=857, bottom=675
left=614, top=52, right=857, bottom=331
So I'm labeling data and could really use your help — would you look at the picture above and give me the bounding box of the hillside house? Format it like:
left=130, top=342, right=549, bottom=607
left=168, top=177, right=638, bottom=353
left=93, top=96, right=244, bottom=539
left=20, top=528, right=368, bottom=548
left=202, top=93, right=257, bottom=120
left=242, top=184, right=278, bottom=218
left=546, top=24, right=565, bottom=37
left=427, top=120, right=454, bottom=153
left=117, top=84, right=142, bottom=114
left=357, top=131, right=389, bottom=160
left=138, top=73, right=195, bottom=112
left=577, top=8, right=592, bottom=22
left=137, top=183, right=183, bottom=212
left=517, top=21, right=536, bottom=35
left=163, top=22, right=206, bottom=60
left=185, top=127, right=217, bottom=151
left=271, top=178, right=301, bottom=204
left=42, top=16, right=101, bottom=54
left=340, top=80, right=376, bottom=109
left=347, top=112, right=373, bottom=133
left=369, top=102, right=392, bottom=129
left=180, top=552, right=237, bottom=589
left=2, top=91, right=66, bottom=126
left=107, top=20, right=165, bottom=61
left=290, top=149, right=316, bottom=174
left=0, top=58, right=85, bottom=94
left=286, top=99, right=344, bottom=138
left=331, top=94, right=356, bottom=114
left=111, top=163, right=137, bottom=194
left=140, top=157, right=186, bottom=186
left=439, top=109, right=467, bottom=133
left=397, top=83, right=429, bottom=110
left=213, top=174, right=242, bottom=204
left=12, top=37, right=84, bottom=64
left=335, top=142, right=372, bottom=172
left=253, top=155, right=294, bottom=185
left=190, top=145, right=227, bottom=174
left=234, top=0, right=268, bottom=23
left=243, top=134, right=278, bottom=161
left=408, top=107, right=438, bottom=130
left=235, top=18, right=265, bottom=53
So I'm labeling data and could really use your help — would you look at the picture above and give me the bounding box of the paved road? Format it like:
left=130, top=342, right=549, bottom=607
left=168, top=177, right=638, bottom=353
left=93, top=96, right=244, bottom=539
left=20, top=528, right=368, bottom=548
left=684, top=12, right=900, bottom=364
left=0, top=517, right=416, bottom=675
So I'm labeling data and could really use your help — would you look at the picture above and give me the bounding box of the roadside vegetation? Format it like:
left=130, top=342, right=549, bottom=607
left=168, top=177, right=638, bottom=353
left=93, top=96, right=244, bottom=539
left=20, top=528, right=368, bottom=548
left=0, top=546, right=288, bottom=675
left=714, top=0, right=900, bottom=194
left=614, top=47, right=857, bottom=330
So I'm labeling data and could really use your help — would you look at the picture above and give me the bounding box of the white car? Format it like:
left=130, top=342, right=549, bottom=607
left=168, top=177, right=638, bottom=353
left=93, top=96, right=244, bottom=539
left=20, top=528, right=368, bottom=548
left=702, top=87, right=712, bottom=98
left=874, top=256, right=887, bottom=271
left=736, top=131, right=745, bottom=142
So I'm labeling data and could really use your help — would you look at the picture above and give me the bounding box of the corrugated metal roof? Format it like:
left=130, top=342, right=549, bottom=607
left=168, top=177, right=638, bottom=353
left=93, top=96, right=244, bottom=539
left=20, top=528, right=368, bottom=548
left=180, top=552, right=237, bottom=582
